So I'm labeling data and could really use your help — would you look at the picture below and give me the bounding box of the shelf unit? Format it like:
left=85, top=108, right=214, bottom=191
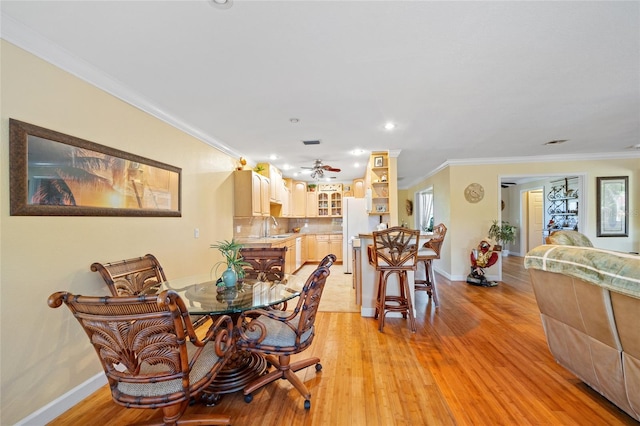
left=545, top=177, right=580, bottom=234
left=369, top=153, right=389, bottom=215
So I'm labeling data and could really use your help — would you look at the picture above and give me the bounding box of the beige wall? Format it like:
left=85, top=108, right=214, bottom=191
left=404, top=159, right=638, bottom=279
left=1, top=41, right=237, bottom=424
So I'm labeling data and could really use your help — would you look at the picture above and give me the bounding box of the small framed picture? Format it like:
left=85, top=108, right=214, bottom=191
left=374, top=156, right=384, bottom=167
left=375, top=205, right=386, bottom=213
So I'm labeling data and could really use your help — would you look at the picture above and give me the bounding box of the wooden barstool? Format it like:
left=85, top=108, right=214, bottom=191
left=414, top=223, right=447, bottom=307
left=372, top=227, right=420, bottom=332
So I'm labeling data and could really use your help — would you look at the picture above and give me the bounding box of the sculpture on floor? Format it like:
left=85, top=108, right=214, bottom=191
left=467, top=240, right=498, bottom=287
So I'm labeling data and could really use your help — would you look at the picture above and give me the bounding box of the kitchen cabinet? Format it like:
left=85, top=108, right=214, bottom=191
left=330, top=234, right=343, bottom=262
left=315, top=234, right=342, bottom=262
left=258, top=163, right=283, bottom=204
left=306, top=192, right=318, bottom=217
left=234, top=170, right=269, bottom=217
left=317, top=183, right=342, bottom=217
left=353, top=178, right=365, bottom=198
left=307, top=234, right=317, bottom=261
left=292, top=181, right=307, bottom=217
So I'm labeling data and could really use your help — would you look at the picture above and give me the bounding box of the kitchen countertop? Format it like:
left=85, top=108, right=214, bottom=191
left=236, top=232, right=342, bottom=247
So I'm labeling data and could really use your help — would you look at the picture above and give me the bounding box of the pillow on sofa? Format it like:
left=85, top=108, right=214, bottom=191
left=546, top=230, right=593, bottom=247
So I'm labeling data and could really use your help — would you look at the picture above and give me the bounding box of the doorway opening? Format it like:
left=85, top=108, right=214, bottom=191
left=499, top=174, right=586, bottom=256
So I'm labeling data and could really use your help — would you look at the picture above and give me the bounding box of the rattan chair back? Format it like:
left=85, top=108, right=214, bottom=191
left=90, top=253, right=166, bottom=296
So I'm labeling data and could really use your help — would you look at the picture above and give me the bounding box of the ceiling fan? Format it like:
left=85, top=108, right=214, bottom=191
left=301, top=159, right=341, bottom=180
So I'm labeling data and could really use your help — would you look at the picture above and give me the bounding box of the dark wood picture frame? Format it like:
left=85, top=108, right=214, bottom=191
left=596, top=176, right=628, bottom=237
left=9, top=119, right=182, bottom=217
left=374, top=156, right=384, bottom=168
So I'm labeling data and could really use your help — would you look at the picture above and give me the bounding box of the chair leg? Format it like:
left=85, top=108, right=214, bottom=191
left=400, top=271, right=417, bottom=333
left=377, top=272, right=389, bottom=332
left=243, top=354, right=321, bottom=404
left=426, top=260, right=439, bottom=307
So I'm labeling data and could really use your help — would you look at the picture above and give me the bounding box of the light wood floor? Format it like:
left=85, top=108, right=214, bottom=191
left=49, top=257, right=638, bottom=425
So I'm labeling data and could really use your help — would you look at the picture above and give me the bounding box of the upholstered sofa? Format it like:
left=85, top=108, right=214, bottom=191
left=525, top=243, right=640, bottom=421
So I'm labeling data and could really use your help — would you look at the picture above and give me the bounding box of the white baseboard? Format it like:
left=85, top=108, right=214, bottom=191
left=16, top=373, right=107, bottom=426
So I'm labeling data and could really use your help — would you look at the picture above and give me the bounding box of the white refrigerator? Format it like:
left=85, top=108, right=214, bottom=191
left=342, top=197, right=372, bottom=273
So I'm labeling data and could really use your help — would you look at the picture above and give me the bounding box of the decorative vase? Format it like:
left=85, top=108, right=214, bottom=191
left=221, top=266, right=237, bottom=287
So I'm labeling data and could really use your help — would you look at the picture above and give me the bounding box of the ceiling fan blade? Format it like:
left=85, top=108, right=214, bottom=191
left=321, top=165, right=341, bottom=172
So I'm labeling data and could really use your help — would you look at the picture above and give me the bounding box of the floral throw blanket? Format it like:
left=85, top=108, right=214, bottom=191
left=524, top=245, right=640, bottom=299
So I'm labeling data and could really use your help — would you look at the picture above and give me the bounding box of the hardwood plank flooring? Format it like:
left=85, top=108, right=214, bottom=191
left=48, top=257, right=638, bottom=425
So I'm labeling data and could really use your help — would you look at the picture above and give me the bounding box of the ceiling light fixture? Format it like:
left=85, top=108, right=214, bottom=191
left=384, top=122, right=396, bottom=131
left=290, top=118, right=300, bottom=124
left=208, top=0, right=233, bottom=9
left=628, top=143, right=640, bottom=150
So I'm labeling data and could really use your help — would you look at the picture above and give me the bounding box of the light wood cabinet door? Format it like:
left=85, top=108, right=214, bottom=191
left=330, top=192, right=342, bottom=216
left=259, top=174, right=270, bottom=215
left=234, top=170, right=269, bottom=217
left=330, top=234, right=343, bottom=262
left=353, top=179, right=365, bottom=198
left=316, top=235, right=330, bottom=261
left=306, top=193, right=318, bottom=217
left=292, top=181, right=307, bottom=217
left=307, top=234, right=317, bottom=261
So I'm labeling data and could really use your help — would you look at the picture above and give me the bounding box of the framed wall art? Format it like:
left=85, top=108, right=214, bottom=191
left=374, top=156, right=384, bottom=168
left=9, top=119, right=182, bottom=216
left=596, top=176, right=628, bottom=237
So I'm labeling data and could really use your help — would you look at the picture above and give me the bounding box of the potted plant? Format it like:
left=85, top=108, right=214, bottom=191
left=487, top=220, right=516, bottom=256
left=210, top=239, right=250, bottom=287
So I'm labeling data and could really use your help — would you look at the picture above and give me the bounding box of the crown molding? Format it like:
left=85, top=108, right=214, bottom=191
left=400, top=151, right=639, bottom=190
left=0, top=14, right=241, bottom=159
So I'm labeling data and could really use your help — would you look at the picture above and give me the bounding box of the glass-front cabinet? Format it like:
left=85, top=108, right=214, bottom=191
left=317, top=183, right=342, bottom=217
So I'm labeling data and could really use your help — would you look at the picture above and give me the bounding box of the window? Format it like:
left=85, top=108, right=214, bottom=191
left=415, top=187, right=434, bottom=233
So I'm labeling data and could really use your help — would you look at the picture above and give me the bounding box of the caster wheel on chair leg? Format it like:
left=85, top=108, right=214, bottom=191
left=244, top=394, right=253, bottom=403
left=304, top=399, right=311, bottom=410
left=315, top=363, right=322, bottom=372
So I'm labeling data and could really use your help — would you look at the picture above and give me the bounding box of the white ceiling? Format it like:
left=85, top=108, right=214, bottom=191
left=2, top=1, right=639, bottom=188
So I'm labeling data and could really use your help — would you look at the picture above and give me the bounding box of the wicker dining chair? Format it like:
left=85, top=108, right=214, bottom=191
left=414, top=223, right=447, bottom=306
left=48, top=290, right=234, bottom=425
left=239, top=247, right=287, bottom=282
left=372, top=226, right=420, bottom=332
left=235, top=264, right=332, bottom=409
left=90, top=253, right=166, bottom=296
left=319, top=253, right=337, bottom=269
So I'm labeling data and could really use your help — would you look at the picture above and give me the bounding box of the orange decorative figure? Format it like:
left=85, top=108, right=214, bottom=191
left=467, top=240, right=499, bottom=286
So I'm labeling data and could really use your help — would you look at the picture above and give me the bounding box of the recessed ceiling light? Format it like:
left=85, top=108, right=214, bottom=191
left=290, top=118, right=300, bottom=124
left=384, top=122, right=396, bottom=131
left=628, top=143, right=640, bottom=150
left=208, top=0, right=233, bottom=9
left=544, top=139, right=568, bottom=145
left=269, top=154, right=278, bottom=160
left=354, top=162, right=360, bottom=168
left=351, top=149, right=366, bottom=156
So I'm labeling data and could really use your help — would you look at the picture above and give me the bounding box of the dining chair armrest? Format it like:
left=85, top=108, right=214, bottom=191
left=200, top=314, right=234, bottom=348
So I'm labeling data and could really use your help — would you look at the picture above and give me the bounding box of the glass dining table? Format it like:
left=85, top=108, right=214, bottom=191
left=156, top=273, right=306, bottom=404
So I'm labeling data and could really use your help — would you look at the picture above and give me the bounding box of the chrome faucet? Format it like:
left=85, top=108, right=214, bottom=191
left=264, top=215, right=278, bottom=237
